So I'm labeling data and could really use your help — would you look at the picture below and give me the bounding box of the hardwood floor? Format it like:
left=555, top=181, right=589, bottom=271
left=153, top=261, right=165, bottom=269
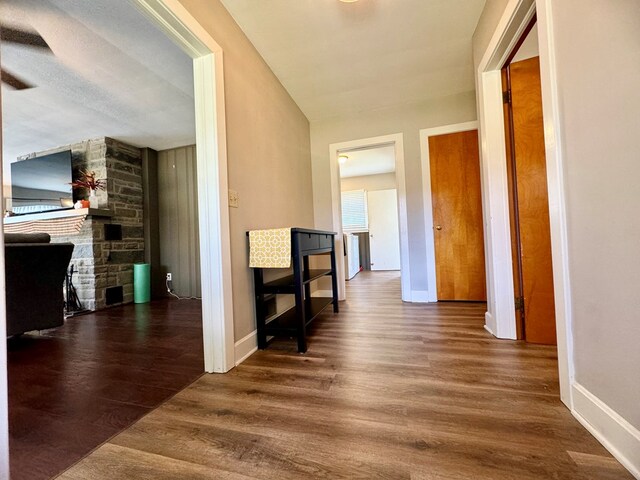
left=8, top=299, right=204, bottom=480
left=58, top=272, right=632, bottom=479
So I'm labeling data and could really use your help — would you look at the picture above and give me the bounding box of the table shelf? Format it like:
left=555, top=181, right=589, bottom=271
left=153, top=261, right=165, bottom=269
left=249, top=228, right=339, bottom=353
left=262, top=269, right=333, bottom=294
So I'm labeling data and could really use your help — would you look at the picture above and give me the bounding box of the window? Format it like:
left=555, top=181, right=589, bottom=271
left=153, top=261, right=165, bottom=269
left=341, top=189, right=368, bottom=233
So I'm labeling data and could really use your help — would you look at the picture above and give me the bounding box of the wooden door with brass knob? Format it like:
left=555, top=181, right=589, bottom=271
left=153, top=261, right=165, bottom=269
left=428, top=130, right=486, bottom=301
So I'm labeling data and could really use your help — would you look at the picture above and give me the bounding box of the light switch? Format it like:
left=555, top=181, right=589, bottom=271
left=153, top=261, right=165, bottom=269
left=228, top=189, right=239, bottom=208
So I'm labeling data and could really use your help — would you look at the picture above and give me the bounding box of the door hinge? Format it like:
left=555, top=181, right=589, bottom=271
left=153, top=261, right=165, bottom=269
left=503, top=90, right=512, bottom=104
left=514, top=296, right=525, bottom=311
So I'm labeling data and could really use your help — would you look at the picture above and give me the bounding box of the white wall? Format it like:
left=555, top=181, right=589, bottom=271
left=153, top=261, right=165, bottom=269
left=312, top=92, right=477, bottom=294
left=340, top=172, right=396, bottom=193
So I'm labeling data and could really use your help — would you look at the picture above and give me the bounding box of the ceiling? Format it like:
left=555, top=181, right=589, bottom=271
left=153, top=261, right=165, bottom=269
left=339, top=144, right=395, bottom=178
left=221, top=0, right=486, bottom=121
left=0, top=0, right=195, bottom=163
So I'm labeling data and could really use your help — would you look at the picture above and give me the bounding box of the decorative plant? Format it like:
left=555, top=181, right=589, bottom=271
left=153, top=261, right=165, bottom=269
left=70, top=170, right=106, bottom=191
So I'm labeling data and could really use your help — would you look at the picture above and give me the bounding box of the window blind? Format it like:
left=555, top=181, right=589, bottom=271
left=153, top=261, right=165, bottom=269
left=341, top=189, right=368, bottom=233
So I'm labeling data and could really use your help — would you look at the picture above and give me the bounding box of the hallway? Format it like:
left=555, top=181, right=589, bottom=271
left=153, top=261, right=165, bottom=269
left=59, top=272, right=630, bottom=479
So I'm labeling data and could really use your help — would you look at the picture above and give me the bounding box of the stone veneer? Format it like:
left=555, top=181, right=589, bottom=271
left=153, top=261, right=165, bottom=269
left=19, top=137, right=144, bottom=310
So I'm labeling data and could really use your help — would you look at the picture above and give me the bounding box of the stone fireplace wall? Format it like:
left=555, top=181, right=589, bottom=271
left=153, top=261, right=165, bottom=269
left=19, top=137, right=144, bottom=310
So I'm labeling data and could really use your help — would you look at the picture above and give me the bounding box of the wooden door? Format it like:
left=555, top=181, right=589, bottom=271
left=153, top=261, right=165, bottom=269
left=429, top=130, right=486, bottom=301
left=505, top=56, right=556, bottom=345
left=367, top=189, right=401, bottom=271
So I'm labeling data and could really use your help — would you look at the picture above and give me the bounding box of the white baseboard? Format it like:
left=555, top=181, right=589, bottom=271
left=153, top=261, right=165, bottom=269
left=234, top=330, right=257, bottom=366
left=410, top=290, right=433, bottom=303
left=484, top=312, right=496, bottom=337
left=483, top=324, right=495, bottom=336
left=572, top=383, right=640, bottom=479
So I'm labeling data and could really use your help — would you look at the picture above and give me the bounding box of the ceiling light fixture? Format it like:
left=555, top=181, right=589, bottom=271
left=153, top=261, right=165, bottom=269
left=338, top=154, right=349, bottom=165
left=338, top=0, right=359, bottom=3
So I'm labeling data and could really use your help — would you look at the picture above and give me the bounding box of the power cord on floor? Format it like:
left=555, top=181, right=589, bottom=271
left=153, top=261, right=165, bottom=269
left=166, top=278, right=201, bottom=300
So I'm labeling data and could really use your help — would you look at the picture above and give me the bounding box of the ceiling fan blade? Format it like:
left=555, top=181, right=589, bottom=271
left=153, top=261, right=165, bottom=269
left=0, top=26, right=51, bottom=51
left=1, top=69, right=34, bottom=90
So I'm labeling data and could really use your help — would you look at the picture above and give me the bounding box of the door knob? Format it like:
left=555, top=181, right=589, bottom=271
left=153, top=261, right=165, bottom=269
left=435, top=225, right=442, bottom=230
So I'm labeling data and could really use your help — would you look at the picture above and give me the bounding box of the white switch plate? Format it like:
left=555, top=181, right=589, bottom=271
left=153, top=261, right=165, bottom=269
left=228, top=189, right=239, bottom=208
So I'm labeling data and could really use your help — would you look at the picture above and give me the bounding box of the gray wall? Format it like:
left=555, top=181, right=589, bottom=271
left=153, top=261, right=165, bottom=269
left=175, top=1, right=315, bottom=341
left=157, top=145, right=201, bottom=298
left=473, top=0, right=640, bottom=431
left=552, top=0, right=640, bottom=430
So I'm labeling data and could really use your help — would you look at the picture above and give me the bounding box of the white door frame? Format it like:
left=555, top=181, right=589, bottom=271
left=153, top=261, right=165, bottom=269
left=131, top=0, right=236, bottom=374
left=329, top=133, right=411, bottom=302
left=476, top=0, right=573, bottom=407
left=419, top=121, right=479, bottom=302
left=0, top=0, right=236, bottom=469
left=0, top=46, right=9, bottom=479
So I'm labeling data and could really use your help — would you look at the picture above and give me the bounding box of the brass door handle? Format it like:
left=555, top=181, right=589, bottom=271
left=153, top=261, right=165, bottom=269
left=435, top=225, right=442, bottom=231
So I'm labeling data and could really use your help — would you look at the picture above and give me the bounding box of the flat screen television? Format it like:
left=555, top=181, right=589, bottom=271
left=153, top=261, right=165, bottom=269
left=10, top=150, right=74, bottom=215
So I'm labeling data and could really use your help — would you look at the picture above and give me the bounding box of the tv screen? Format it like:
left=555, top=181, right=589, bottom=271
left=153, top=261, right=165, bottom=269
left=11, top=151, right=74, bottom=215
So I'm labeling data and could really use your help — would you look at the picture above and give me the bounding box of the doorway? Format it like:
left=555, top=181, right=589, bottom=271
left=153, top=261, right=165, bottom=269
left=339, top=144, right=401, bottom=277
left=0, top=0, right=235, bottom=475
left=475, top=0, right=573, bottom=406
left=329, top=133, right=411, bottom=302
left=420, top=121, right=486, bottom=302
left=502, top=19, right=556, bottom=345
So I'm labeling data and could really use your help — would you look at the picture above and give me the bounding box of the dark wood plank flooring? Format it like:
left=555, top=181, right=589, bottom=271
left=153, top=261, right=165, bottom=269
left=59, top=272, right=632, bottom=479
left=8, top=299, right=204, bottom=480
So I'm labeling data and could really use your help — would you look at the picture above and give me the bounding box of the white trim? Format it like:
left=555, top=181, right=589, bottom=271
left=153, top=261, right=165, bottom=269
left=329, top=133, right=412, bottom=302
left=130, top=0, right=217, bottom=56
left=0, top=57, right=9, bottom=479
left=419, top=121, right=479, bottom=303
left=536, top=0, right=575, bottom=411
left=572, top=383, right=640, bottom=479
left=234, top=330, right=258, bottom=366
left=484, top=312, right=496, bottom=336
left=410, top=291, right=430, bottom=303
left=475, top=0, right=574, bottom=406
left=133, top=0, right=234, bottom=373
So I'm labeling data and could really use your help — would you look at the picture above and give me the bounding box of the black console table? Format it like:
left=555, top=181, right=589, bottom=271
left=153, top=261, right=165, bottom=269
left=249, top=228, right=339, bottom=353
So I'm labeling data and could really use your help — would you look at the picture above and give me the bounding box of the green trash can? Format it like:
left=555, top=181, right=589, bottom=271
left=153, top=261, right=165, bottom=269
left=133, top=263, right=151, bottom=304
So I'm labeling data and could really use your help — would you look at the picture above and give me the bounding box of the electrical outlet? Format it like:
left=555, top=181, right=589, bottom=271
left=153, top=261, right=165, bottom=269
left=166, top=273, right=172, bottom=281
left=228, top=189, right=239, bottom=208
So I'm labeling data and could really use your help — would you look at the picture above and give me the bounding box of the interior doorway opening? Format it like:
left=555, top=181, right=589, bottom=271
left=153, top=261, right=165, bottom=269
left=329, top=133, right=411, bottom=302
left=475, top=0, right=573, bottom=405
left=501, top=18, right=557, bottom=345
left=339, top=144, right=401, bottom=281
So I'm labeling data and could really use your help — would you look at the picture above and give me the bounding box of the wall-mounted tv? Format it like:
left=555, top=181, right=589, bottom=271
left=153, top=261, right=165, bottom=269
left=11, top=150, right=74, bottom=215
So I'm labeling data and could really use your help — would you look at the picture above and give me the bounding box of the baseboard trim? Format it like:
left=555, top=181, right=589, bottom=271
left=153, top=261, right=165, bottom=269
left=234, top=330, right=257, bottom=366
left=410, top=290, right=433, bottom=303
left=572, top=383, right=640, bottom=479
left=484, top=312, right=496, bottom=337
